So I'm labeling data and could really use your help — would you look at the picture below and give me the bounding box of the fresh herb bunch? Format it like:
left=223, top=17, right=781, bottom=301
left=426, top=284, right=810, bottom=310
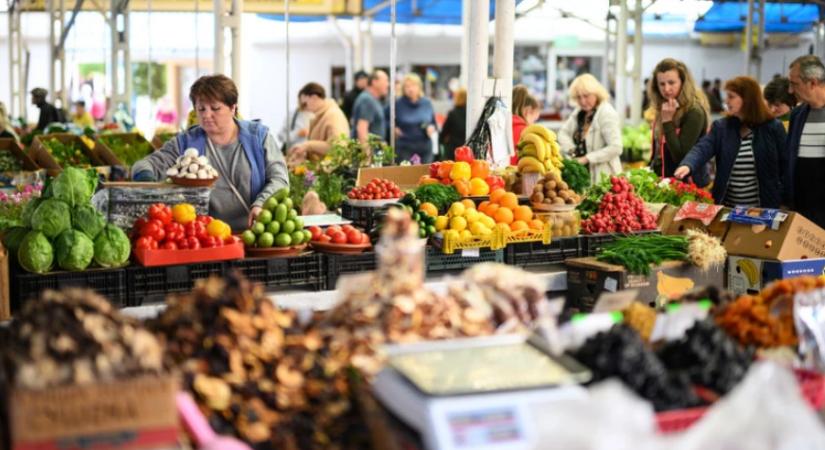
left=99, top=136, right=154, bottom=166
left=43, top=138, right=92, bottom=167
left=0, top=150, right=22, bottom=172
left=577, top=174, right=612, bottom=219
left=597, top=234, right=689, bottom=275
left=413, top=183, right=460, bottom=212
left=561, top=159, right=590, bottom=194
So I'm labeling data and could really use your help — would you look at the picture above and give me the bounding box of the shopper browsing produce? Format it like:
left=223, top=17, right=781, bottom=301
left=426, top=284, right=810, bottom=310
left=131, top=74, right=289, bottom=231
left=351, top=70, right=389, bottom=145
left=392, top=73, right=438, bottom=164
left=647, top=58, right=710, bottom=185
left=439, top=88, right=467, bottom=160
left=511, top=85, right=541, bottom=155
left=762, top=77, right=797, bottom=129
left=557, top=73, right=623, bottom=185
left=675, top=76, right=786, bottom=208
left=286, top=83, right=350, bottom=165
left=785, top=55, right=825, bottom=229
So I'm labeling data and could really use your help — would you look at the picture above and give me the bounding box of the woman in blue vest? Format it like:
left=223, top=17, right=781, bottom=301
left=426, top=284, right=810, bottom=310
left=133, top=75, right=289, bottom=231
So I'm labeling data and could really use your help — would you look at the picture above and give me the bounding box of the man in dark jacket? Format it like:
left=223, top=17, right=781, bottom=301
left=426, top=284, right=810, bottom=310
left=341, top=71, right=369, bottom=120
left=30, top=88, right=62, bottom=132
left=786, top=55, right=825, bottom=228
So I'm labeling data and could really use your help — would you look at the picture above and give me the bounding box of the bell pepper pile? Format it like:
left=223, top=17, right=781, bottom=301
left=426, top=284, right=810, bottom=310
left=131, top=203, right=233, bottom=251
left=419, top=146, right=505, bottom=197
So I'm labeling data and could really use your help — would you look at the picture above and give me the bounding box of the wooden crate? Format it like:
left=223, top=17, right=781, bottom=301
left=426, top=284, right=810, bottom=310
left=94, top=132, right=156, bottom=168
left=29, top=133, right=119, bottom=176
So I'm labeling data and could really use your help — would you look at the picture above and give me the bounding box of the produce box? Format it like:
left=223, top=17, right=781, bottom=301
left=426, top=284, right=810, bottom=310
left=0, top=138, right=41, bottom=187
left=0, top=241, right=9, bottom=321
left=10, top=267, right=129, bottom=310
left=94, top=133, right=156, bottom=171
left=125, top=262, right=226, bottom=305
left=134, top=237, right=244, bottom=267
left=229, top=252, right=325, bottom=292
left=504, top=236, right=582, bottom=268
left=8, top=375, right=179, bottom=450
left=727, top=256, right=825, bottom=296
left=722, top=208, right=825, bottom=260
left=95, top=182, right=211, bottom=231
left=356, top=165, right=430, bottom=189
left=565, top=257, right=725, bottom=312
left=426, top=247, right=504, bottom=273
left=325, top=251, right=376, bottom=290
left=660, top=202, right=730, bottom=240
left=29, top=134, right=120, bottom=177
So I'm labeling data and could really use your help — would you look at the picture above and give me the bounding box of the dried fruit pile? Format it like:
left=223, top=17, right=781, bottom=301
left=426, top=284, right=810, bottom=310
left=1, top=288, right=164, bottom=390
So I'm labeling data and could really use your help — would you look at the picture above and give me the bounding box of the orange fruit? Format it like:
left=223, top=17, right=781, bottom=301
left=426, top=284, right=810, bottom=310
left=489, top=188, right=506, bottom=204
left=419, top=202, right=438, bottom=217
left=452, top=179, right=470, bottom=197
left=485, top=203, right=500, bottom=218
left=514, top=205, right=533, bottom=222
left=478, top=201, right=491, bottom=214
left=530, top=219, right=545, bottom=230
left=469, top=177, right=490, bottom=196
left=510, top=220, right=528, bottom=232
left=494, top=207, right=514, bottom=225
left=500, top=192, right=519, bottom=210
left=437, top=162, right=454, bottom=180
left=461, top=199, right=476, bottom=210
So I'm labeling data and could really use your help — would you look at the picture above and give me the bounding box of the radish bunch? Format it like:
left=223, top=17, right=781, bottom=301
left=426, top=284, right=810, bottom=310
left=581, top=176, right=658, bottom=234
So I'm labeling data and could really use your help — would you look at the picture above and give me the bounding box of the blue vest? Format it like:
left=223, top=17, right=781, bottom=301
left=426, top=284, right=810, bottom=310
left=176, top=119, right=269, bottom=199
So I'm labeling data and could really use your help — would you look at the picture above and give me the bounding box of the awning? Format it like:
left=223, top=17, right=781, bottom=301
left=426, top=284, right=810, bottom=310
left=694, top=2, right=820, bottom=34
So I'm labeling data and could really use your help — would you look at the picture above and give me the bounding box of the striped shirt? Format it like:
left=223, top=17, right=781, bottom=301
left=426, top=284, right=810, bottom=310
left=799, top=107, right=825, bottom=158
left=724, top=132, right=760, bottom=207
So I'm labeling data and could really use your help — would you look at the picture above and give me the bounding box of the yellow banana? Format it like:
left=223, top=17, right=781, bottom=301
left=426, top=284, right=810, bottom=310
left=519, top=134, right=548, bottom=161
left=544, top=159, right=553, bottom=171
left=736, top=259, right=759, bottom=286
left=518, top=156, right=546, bottom=175
left=523, top=124, right=556, bottom=143
left=549, top=141, right=561, bottom=157
left=519, top=143, right=539, bottom=159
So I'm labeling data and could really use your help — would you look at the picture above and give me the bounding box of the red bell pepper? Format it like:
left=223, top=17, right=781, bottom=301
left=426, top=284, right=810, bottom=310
left=132, top=217, right=148, bottom=239
left=429, top=162, right=441, bottom=178
left=455, top=146, right=475, bottom=163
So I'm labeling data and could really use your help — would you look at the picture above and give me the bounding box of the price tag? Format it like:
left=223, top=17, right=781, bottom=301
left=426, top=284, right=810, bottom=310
left=603, top=277, right=618, bottom=292
left=462, top=248, right=480, bottom=258
left=593, top=289, right=637, bottom=313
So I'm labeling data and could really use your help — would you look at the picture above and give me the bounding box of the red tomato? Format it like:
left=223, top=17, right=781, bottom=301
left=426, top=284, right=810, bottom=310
left=341, top=224, right=355, bottom=234
left=148, top=203, right=173, bottom=225
left=164, top=222, right=183, bottom=242
left=142, top=219, right=166, bottom=242
left=326, top=225, right=342, bottom=236
left=308, top=226, right=323, bottom=241
left=346, top=229, right=362, bottom=244
left=331, top=231, right=347, bottom=244
left=177, top=238, right=189, bottom=250
left=360, top=234, right=371, bottom=245
left=318, top=234, right=332, bottom=243
left=161, top=241, right=178, bottom=250
left=200, top=236, right=217, bottom=248
left=223, top=236, right=235, bottom=245
left=135, top=236, right=156, bottom=250
left=132, top=217, right=148, bottom=238
left=196, top=215, right=213, bottom=225
left=187, top=236, right=201, bottom=250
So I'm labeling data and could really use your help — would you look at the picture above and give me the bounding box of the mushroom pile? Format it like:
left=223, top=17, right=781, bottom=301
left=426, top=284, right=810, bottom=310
left=166, top=148, right=219, bottom=180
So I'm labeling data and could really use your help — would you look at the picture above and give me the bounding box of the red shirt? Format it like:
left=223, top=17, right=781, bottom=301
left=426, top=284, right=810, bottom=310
left=511, top=114, right=527, bottom=165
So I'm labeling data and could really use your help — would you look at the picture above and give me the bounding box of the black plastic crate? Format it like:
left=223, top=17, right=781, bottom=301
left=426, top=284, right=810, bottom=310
left=11, top=267, right=128, bottom=311
left=325, top=251, right=377, bottom=290
left=581, top=230, right=661, bottom=257
left=341, top=203, right=381, bottom=232
left=228, top=253, right=325, bottom=292
left=126, top=262, right=226, bottom=306
left=505, top=237, right=583, bottom=268
left=426, top=247, right=504, bottom=274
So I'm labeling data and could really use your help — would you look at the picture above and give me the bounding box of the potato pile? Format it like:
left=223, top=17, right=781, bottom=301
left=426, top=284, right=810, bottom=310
left=530, top=172, right=582, bottom=206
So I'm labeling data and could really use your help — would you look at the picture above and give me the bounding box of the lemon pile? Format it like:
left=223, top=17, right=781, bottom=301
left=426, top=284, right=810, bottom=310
left=435, top=200, right=497, bottom=242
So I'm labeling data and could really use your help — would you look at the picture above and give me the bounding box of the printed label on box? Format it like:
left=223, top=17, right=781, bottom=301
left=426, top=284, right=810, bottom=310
left=674, top=202, right=724, bottom=226
left=726, top=207, right=787, bottom=230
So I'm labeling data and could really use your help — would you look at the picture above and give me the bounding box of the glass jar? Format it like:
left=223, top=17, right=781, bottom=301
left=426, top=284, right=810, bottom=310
left=543, top=210, right=581, bottom=237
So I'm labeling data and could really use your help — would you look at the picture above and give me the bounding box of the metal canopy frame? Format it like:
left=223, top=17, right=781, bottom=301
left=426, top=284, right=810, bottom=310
left=7, top=0, right=28, bottom=119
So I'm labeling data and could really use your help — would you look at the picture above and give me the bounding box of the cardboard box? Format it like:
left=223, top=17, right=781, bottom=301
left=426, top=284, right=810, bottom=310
left=660, top=202, right=730, bottom=240
left=9, top=375, right=179, bottom=450
left=565, top=257, right=725, bottom=312
left=723, top=209, right=825, bottom=260
left=727, top=256, right=825, bottom=296
left=356, top=165, right=430, bottom=189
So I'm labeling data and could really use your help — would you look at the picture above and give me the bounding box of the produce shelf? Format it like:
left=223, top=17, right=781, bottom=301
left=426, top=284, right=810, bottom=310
left=505, top=236, right=583, bottom=268
left=11, top=267, right=128, bottom=310
left=425, top=247, right=504, bottom=274
left=126, top=262, right=226, bottom=306
left=581, top=230, right=661, bottom=257
left=228, top=253, right=325, bottom=292
left=325, top=251, right=377, bottom=290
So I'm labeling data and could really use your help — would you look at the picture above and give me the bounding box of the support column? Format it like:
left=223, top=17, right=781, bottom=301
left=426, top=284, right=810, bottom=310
left=493, top=0, right=515, bottom=160
left=755, top=0, right=766, bottom=81
left=48, top=0, right=67, bottom=108
left=460, top=0, right=470, bottom=87
left=615, top=0, right=628, bottom=127
left=602, top=12, right=611, bottom=88
left=109, top=0, right=131, bottom=120
left=8, top=0, right=26, bottom=120
left=630, top=0, right=643, bottom=123
left=363, top=18, right=374, bottom=72
left=353, top=16, right=363, bottom=78
left=329, top=16, right=354, bottom=91
left=213, top=0, right=243, bottom=79
left=466, top=0, right=490, bottom=135
left=744, top=0, right=754, bottom=76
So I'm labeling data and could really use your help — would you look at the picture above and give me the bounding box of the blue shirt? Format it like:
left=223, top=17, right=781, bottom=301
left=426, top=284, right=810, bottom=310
left=351, top=90, right=386, bottom=139
left=394, top=96, right=436, bottom=146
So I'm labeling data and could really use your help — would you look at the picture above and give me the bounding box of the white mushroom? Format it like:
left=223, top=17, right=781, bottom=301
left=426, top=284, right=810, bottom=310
left=197, top=169, right=209, bottom=179
left=185, top=173, right=197, bottom=179
left=188, top=164, right=200, bottom=174
left=196, top=156, right=209, bottom=166
left=184, top=148, right=199, bottom=158
left=166, top=167, right=179, bottom=176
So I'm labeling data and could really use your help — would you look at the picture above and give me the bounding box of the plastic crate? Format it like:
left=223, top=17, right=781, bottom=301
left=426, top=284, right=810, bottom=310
left=505, top=236, right=583, bottom=268
left=126, top=262, right=226, bottom=306
left=581, top=230, right=661, bottom=257
left=656, top=368, right=825, bottom=433
left=325, top=252, right=377, bottom=290
left=94, top=183, right=211, bottom=232
left=426, top=247, right=504, bottom=274
left=11, top=267, right=128, bottom=310
left=340, top=203, right=379, bottom=232
left=228, top=253, right=325, bottom=292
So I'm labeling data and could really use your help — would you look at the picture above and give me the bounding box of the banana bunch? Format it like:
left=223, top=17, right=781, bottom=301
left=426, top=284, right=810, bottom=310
left=517, top=124, right=563, bottom=177
left=736, top=259, right=760, bottom=287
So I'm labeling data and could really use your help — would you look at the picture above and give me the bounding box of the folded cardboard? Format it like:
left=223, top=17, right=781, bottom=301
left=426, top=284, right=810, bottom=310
left=356, top=165, right=430, bottom=189
left=660, top=202, right=730, bottom=240
left=727, top=256, right=825, bottom=296
left=565, top=257, right=725, bottom=312
left=10, top=374, right=179, bottom=450
left=723, top=209, right=825, bottom=260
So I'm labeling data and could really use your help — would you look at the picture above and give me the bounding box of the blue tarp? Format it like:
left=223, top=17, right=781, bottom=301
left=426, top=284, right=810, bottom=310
left=262, top=0, right=524, bottom=24
left=694, top=2, right=820, bottom=34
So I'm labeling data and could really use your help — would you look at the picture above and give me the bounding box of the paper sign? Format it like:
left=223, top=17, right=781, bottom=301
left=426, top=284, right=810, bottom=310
left=462, top=248, right=481, bottom=258
left=603, top=277, right=618, bottom=292
left=593, top=289, right=638, bottom=313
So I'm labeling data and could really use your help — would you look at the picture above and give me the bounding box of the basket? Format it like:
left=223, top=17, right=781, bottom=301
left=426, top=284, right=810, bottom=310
left=11, top=267, right=128, bottom=310
left=30, top=133, right=120, bottom=176
left=341, top=202, right=383, bottom=232
left=502, top=221, right=552, bottom=246
left=656, top=368, right=825, bottom=433
left=94, top=132, right=156, bottom=171
left=435, top=231, right=501, bottom=255
left=505, top=236, right=583, bottom=268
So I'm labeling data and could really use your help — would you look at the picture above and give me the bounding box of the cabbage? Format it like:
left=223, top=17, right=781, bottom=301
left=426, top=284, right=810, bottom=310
left=2, top=227, right=30, bottom=258
left=93, top=224, right=131, bottom=268
left=20, top=198, right=42, bottom=228
left=72, top=205, right=106, bottom=239
left=55, top=229, right=94, bottom=271
left=18, top=230, right=53, bottom=273
left=31, top=199, right=71, bottom=238
left=51, top=166, right=97, bottom=207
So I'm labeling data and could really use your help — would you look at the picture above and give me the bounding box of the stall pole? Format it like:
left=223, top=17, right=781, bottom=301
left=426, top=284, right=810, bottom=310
left=363, top=18, right=374, bottom=73
left=8, top=0, right=26, bottom=120
left=389, top=0, right=397, bottom=151
left=353, top=16, right=363, bottom=81
left=108, top=0, right=131, bottom=120
left=284, top=0, right=291, bottom=149
left=460, top=0, right=470, bottom=87
left=213, top=0, right=225, bottom=74
left=47, top=0, right=67, bottom=108
left=602, top=11, right=611, bottom=88
left=615, top=0, right=628, bottom=127
left=744, top=0, right=754, bottom=76
left=630, top=0, right=643, bottom=123
left=466, top=0, right=491, bottom=135
left=329, top=17, right=354, bottom=92
left=493, top=0, right=515, bottom=142
left=756, top=0, right=765, bottom=81
left=231, top=0, right=243, bottom=83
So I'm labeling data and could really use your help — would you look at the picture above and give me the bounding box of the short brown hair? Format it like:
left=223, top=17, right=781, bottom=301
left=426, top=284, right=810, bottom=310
left=454, top=88, right=467, bottom=107
left=724, top=76, right=773, bottom=127
left=299, top=82, right=326, bottom=99
left=512, top=85, right=539, bottom=119
left=189, top=74, right=238, bottom=107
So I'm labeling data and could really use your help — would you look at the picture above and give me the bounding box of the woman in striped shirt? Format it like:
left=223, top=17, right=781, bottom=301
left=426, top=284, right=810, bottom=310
left=674, top=76, right=787, bottom=208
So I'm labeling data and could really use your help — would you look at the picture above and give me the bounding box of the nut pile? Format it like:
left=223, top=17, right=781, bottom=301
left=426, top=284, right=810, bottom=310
left=166, top=148, right=219, bottom=180
left=622, top=302, right=657, bottom=342
left=529, top=172, right=582, bottom=207
left=1, top=289, right=164, bottom=390
left=150, top=273, right=362, bottom=450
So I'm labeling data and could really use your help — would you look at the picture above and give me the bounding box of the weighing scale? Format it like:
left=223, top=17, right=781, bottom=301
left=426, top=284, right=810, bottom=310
left=371, top=334, right=591, bottom=450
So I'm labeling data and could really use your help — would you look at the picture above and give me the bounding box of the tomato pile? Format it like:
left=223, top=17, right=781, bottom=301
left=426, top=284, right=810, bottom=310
left=308, top=224, right=370, bottom=245
left=348, top=178, right=403, bottom=201
left=581, top=176, right=658, bottom=234
left=132, top=203, right=234, bottom=251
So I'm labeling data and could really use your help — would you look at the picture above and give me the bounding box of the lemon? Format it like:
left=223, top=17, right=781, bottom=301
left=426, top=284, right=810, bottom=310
left=448, top=202, right=466, bottom=218
left=445, top=229, right=460, bottom=241
left=469, top=222, right=489, bottom=236
left=460, top=230, right=473, bottom=240
left=478, top=226, right=493, bottom=236
left=464, top=209, right=479, bottom=223
left=449, top=216, right=468, bottom=232
left=435, top=215, right=449, bottom=231
left=480, top=216, right=496, bottom=229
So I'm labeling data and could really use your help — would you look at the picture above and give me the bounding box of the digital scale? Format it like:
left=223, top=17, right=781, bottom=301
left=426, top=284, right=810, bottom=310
left=371, top=334, right=592, bottom=450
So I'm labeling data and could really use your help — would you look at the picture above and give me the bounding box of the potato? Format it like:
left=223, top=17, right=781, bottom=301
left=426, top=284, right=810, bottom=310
left=530, top=192, right=544, bottom=203
left=562, top=225, right=572, bottom=236
left=558, top=181, right=569, bottom=191
left=566, top=197, right=576, bottom=204
left=558, top=190, right=570, bottom=200
left=545, top=181, right=557, bottom=191
left=553, top=197, right=565, bottom=205
left=547, top=190, right=557, bottom=199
